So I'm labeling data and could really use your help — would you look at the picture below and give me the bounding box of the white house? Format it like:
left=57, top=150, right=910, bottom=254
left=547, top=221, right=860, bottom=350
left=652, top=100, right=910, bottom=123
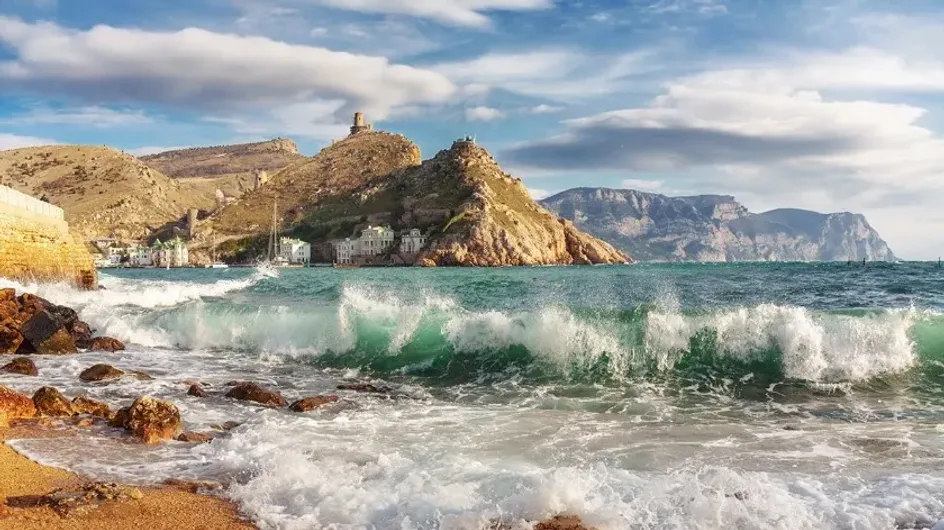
left=358, top=225, right=395, bottom=257
left=400, top=229, right=427, bottom=254
left=335, top=239, right=357, bottom=264
left=129, top=245, right=153, bottom=267
left=152, top=237, right=189, bottom=268
left=279, top=237, right=311, bottom=265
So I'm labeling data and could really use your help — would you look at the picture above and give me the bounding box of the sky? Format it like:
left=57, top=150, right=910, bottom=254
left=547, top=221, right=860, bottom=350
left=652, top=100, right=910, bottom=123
left=0, top=0, right=942, bottom=259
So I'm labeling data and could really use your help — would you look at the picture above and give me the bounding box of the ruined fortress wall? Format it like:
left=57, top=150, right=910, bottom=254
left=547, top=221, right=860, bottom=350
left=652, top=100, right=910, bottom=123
left=0, top=185, right=96, bottom=288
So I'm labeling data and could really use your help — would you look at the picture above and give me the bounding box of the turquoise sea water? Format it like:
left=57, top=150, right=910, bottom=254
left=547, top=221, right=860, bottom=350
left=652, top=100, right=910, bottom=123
left=2, top=262, right=944, bottom=529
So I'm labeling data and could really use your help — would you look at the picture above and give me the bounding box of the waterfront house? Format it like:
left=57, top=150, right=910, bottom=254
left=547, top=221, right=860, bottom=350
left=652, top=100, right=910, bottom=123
left=279, top=237, right=311, bottom=265
left=400, top=229, right=427, bottom=254
left=152, top=237, right=189, bottom=267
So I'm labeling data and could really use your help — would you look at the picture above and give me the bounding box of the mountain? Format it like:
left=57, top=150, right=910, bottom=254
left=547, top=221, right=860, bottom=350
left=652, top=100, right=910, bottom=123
left=140, top=138, right=304, bottom=198
left=202, top=133, right=628, bottom=266
left=0, top=145, right=219, bottom=240
left=539, top=188, right=895, bottom=262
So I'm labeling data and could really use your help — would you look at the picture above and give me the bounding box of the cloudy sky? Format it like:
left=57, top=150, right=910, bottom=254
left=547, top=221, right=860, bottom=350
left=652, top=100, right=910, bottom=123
left=0, top=0, right=942, bottom=259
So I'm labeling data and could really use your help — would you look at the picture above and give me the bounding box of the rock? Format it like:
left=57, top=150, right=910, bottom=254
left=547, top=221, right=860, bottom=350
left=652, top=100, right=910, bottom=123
left=534, top=515, right=595, bottom=530
left=289, top=395, right=340, bottom=412
left=0, top=288, right=14, bottom=303
left=79, top=364, right=125, bottom=382
left=72, top=396, right=113, bottom=419
left=0, top=325, right=23, bottom=354
left=79, top=336, right=126, bottom=352
left=175, top=431, right=213, bottom=444
left=337, top=382, right=392, bottom=394
left=130, top=370, right=154, bottom=381
left=163, top=478, right=223, bottom=494
left=187, top=384, right=207, bottom=397
left=20, top=309, right=77, bottom=355
left=210, top=421, right=242, bottom=431
left=111, top=396, right=181, bottom=444
left=74, top=417, right=95, bottom=428
left=18, top=482, right=144, bottom=517
left=0, top=385, right=37, bottom=427
left=70, top=320, right=93, bottom=345
left=225, top=382, right=288, bottom=407
left=32, top=387, right=76, bottom=417
left=1, top=357, right=38, bottom=376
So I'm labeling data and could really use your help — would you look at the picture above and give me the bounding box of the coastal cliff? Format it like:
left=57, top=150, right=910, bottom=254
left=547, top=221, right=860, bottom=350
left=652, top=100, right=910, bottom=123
left=204, top=133, right=628, bottom=266
left=0, top=186, right=96, bottom=288
left=540, top=188, right=895, bottom=262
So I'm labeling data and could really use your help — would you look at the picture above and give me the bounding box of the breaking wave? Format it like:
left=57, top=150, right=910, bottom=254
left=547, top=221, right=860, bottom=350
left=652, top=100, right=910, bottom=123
left=3, top=274, right=939, bottom=388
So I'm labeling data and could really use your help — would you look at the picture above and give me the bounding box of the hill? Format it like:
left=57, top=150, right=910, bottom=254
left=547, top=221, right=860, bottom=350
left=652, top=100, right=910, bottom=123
left=140, top=138, right=304, bottom=197
left=0, top=145, right=216, bottom=240
left=540, top=188, right=895, bottom=262
left=202, top=133, right=628, bottom=266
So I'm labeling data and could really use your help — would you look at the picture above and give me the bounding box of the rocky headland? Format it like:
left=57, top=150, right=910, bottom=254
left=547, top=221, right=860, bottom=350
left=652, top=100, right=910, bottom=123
left=541, top=187, right=895, bottom=262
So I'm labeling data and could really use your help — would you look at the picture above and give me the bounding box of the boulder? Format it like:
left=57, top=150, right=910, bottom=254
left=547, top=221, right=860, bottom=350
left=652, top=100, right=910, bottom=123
left=20, top=309, right=77, bottom=355
left=25, top=482, right=143, bottom=517
left=535, top=515, right=594, bottom=530
left=111, top=397, right=181, bottom=444
left=175, top=431, right=213, bottom=444
left=289, top=395, right=340, bottom=412
left=225, top=382, right=288, bottom=407
left=72, top=396, right=114, bottom=419
left=337, top=382, right=392, bottom=394
left=79, top=364, right=125, bottom=382
left=131, top=371, right=154, bottom=381
left=0, top=325, right=24, bottom=355
left=32, top=387, right=75, bottom=417
left=1, top=357, right=38, bottom=376
left=78, top=337, right=126, bottom=352
left=210, top=421, right=242, bottom=431
left=187, top=384, right=207, bottom=397
left=0, top=288, right=14, bottom=303
left=0, top=385, right=37, bottom=427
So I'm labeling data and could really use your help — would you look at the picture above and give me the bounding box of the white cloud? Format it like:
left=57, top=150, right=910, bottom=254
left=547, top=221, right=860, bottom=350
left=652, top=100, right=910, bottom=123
left=646, top=0, right=727, bottom=16
left=205, top=99, right=350, bottom=140
left=621, top=179, right=664, bottom=191
left=2, top=106, right=151, bottom=127
left=303, top=0, right=552, bottom=28
left=465, top=106, right=505, bottom=121
left=0, top=17, right=456, bottom=120
left=0, top=133, right=57, bottom=151
left=435, top=49, right=653, bottom=101
left=527, top=104, right=564, bottom=114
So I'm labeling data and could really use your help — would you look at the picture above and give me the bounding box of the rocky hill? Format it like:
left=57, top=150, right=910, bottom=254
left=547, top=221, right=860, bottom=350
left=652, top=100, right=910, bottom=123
left=203, top=133, right=628, bottom=266
left=140, top=138, right=304, bottom=197
left=540, top=188, right=895, bottom=262
left=0, top=145, right=217, bottom=240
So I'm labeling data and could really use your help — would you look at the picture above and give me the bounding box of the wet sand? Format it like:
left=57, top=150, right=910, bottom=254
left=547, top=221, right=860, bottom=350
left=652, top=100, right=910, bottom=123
left=0, top=422, right=256, bottom=530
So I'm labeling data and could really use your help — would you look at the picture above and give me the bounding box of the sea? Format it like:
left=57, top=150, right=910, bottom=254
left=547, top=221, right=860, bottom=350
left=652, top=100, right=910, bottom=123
left=2, top=262, right=944, bottom=530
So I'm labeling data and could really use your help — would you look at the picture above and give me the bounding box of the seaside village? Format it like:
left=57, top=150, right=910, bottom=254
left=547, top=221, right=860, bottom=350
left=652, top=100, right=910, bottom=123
left=82, top=112, right=429, bottom=269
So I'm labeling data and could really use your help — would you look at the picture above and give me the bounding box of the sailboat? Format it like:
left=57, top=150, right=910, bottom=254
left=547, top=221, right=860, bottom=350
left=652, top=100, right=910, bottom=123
left=266, top=201, right=290, bottom=268
left=206, top=236, right=229, bottom=269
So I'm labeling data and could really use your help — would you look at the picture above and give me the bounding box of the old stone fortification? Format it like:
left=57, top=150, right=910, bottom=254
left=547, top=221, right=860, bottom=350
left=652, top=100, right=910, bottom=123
left=0, top=185, right=96, bottom=288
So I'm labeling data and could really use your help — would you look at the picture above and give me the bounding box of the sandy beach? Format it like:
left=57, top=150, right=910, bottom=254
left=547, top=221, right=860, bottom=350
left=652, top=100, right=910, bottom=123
left=0, top=422, right=256, bottom=530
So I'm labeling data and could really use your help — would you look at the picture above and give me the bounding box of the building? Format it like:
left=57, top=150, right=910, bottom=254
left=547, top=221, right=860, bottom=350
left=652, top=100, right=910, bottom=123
left=129, top=245, right=153, bottom=267
left=358, top=225, right=394, bottom=257
left=349, top=112, right=373, bottom=136
left=151, top=237, right=189, bottom=267
left=400, top=229, right=427, bottom=254
left=279, top=237, right=311, bottom=265
left=105, top=246, right=125, bottom=266
left=335, top=238, right=357, bottom=264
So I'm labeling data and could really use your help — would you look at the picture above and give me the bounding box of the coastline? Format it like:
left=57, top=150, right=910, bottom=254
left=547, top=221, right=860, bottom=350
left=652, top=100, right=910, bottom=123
left=0, top=422, right=257, bottom=530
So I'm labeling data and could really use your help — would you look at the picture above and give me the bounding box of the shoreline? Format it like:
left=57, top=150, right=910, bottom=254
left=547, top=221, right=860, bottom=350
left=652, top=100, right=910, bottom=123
left=0, top=422, right=257, bottom=529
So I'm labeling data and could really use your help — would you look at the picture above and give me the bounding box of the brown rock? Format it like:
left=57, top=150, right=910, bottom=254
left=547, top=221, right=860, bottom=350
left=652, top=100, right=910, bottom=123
left=79, top=364, right=125, bottom=382
left=1, top=357, right=38, bottom=376
left=289, top=395, right=340, bottom=412
left=187, top=384, right=207, bottom=397
left=131, top=370, right=154, bottom=381
left=534, top=515, right=595, bottom=530
left=32, top=386, right=75, bottom=417
left=0, top=288, right=14, bottom=303
left=72, top=396, right=113, bottom=419
left=163, top=478, right=223, bottom=494
left=111, top=396, right=181, bottom=444
left=70, top=320, right=93, bottom=345
left=210, top=421, right=242, bottom=431
left=80, top=336, right=126, bottom=352
left=225, top=382, right=287, bottom=407
left=22, top=482, right=143, bottom=517
left=74, top=417, right=95, bottom=428
left=0, top=385, right=37, bottom=427
left=0, top=325, right=24, bottom=355
left=175, top=431, right=213, bottom=444
left=20, top=309, right=77, bottom=355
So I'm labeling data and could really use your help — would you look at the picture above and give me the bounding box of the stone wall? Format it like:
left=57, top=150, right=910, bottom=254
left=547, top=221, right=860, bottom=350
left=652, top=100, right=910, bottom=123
left=0, top=186, right=96, bottom=288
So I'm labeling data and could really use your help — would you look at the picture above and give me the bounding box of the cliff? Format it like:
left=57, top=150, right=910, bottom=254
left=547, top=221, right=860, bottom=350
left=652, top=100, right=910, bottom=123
left=0, top=186, right=96, bottom=288
left=203, top=134, right=628, bottom=266
left=0, top=145, right=218, bottom=240
left=540, top=188, right=895, bottom=262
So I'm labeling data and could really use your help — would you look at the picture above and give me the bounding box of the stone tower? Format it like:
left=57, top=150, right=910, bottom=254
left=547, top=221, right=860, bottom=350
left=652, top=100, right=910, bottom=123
left=187, top=208, right=199, bottom=238
left=254, top=169, right=270, bottom=191
left=350, top=112, right=373, bottom=135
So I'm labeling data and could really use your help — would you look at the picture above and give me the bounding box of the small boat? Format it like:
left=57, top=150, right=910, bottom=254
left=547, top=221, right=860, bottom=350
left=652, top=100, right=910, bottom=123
left=205, top=236, right=229, bottom=268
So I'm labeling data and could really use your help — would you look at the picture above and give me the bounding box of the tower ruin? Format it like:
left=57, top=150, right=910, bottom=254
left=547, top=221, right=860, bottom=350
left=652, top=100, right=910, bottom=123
left=350, top=112, right=373, bottom=135
left=254, top=169, right=270, bottom=191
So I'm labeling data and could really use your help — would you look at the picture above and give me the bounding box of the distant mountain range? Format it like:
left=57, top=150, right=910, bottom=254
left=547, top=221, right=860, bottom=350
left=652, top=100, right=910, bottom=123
left=540, top=188, right=896, bottom=262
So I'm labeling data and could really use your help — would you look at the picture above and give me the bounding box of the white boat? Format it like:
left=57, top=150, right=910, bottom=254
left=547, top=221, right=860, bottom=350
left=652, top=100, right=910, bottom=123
left=205, top=235, right=229, bottom=268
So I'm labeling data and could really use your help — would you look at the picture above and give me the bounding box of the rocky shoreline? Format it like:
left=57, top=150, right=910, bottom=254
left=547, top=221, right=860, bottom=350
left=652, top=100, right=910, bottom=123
left=0, top=289, right=596, bottom=529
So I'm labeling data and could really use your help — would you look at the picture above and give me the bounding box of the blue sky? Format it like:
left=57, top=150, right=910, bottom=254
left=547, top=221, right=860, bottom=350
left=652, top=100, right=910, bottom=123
left=1, top=0, right=943, bottom=258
